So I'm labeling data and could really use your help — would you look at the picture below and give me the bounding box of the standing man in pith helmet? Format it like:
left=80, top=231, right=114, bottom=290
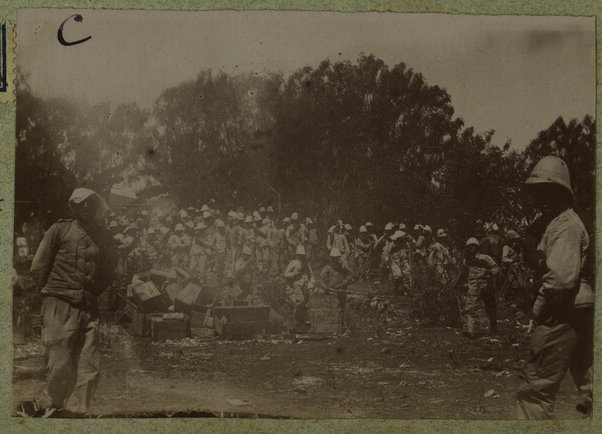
left=517, top=156, right=589, bottom=419
left=30, top=188, right=114, bottom=416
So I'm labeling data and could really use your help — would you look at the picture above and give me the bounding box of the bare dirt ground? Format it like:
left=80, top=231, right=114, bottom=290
left=12, top=285, right=586, bottom=420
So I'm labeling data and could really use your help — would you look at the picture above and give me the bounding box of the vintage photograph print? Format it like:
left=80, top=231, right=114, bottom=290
left=12, top=9, right=595, bottom=419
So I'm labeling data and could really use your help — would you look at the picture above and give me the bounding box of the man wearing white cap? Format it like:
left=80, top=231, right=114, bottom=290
left=390, top=230, right=411, bottom=295
left=375, top=223, right=395, bottom=286
left=413, top=225, right=427, bottom=260
left=462, top=237, right=500, bottom=337
left=228, top=213, right=243, bottom=273
left=190, top=222, right=211, bottom=283
left=174, top=223, right=191, bottom=268
left=328, top=221, right=350, bottom=268
left=354, top=225, right=372, bottom=280
left=500, top=229, right=523, bottom=301
left=283, top=244, right=314, bottom=328
left=30, top=188, right=113, bottom=415
left=285, top=212, right=307, bottom=258
left=254, top=218, right=271, bottom=275
left=319, top=247, right=353, bottom=309
left=428, top=228, right=453, bottom=286
left=306, top=217, right=319, bottom=267
left=241, top=215, right=256, bottom=262
left=271, top=218, right=288, bottom=274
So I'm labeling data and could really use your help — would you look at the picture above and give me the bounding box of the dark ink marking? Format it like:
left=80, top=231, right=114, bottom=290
left=58, top=14, right=92, bottom=47
left=0, top=24, right=7, bottom=92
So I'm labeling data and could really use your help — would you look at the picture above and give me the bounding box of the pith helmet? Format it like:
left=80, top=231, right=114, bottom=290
left=524, top=155, right=573, bottom=196
left=68, top=188, right=106, bottom=215
left=466, top=237, right=480, bottom=247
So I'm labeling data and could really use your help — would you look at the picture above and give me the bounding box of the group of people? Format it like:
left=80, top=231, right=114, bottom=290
left=103, top=199, right=504, bottom=334
left=25, top=155, right=593, bottom=419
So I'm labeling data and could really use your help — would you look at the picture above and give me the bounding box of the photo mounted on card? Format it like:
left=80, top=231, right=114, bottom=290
left=12, top=9, right=595, bottom=419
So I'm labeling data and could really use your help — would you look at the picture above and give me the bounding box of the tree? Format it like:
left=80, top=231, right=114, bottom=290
left=147, top=71, right=251, bottom=206
left=436, top=128, right=524, bottom=238
left=15, top=72, right=76, bottom=225
left=268, top=55, right=463, bottom=226
left=50, top=99, right=149, bottom=198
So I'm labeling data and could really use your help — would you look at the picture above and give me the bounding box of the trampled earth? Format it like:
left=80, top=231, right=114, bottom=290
left=12, top=283, right=586, bottom=420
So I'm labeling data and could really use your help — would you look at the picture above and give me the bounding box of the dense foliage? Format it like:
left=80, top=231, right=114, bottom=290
left=15, top=55, right=595, bottom=236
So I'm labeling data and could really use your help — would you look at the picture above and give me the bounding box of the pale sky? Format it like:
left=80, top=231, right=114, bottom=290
left=18, top=9, right=595, bottom=149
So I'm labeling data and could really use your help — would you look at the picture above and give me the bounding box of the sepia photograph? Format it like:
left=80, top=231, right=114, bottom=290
left=11, top=9, right=595, bottom=419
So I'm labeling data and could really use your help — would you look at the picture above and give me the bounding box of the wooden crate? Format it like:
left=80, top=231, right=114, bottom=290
left=132, top=281, right=171, bottom=313
left=189, top=305, right=209, bottom=328
left=174, top=282, right=204, bottom=306
left=149, top=269, right=176, bottom=288
left=308, top=309, right=343, bottom=334
left=124, top=304, right=162, bottom=337
left=195, top=285, right=219, bottom=305
left=191, top=327, right=215, bottom=338
left=213, top=306, right=283, bottom=340
left=174, top=267, right=194, bottom=283
left=150, top=316, right=190, bottom=341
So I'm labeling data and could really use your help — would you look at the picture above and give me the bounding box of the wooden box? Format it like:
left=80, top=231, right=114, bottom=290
left=308, top=309, right=343, bottom=334
left=174, top=282, right=204, bottom=306
left=151, top=316, right=190, bottom=341
left=132, top=281, right=171, bottom=313
left=212, top=306, right=282, bottom=340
